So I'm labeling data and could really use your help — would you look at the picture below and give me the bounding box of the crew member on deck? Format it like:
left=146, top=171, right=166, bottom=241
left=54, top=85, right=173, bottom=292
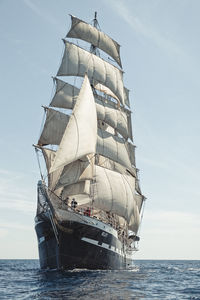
left=84, top=207, right=91, bottom=216
left=71, top=198, right=77, bottom=209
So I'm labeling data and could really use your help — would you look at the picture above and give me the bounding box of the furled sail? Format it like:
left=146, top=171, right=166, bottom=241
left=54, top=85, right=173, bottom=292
left=92, top=165, right=139, bottom=231
left=50, top=74, right=97, bottom=173
left=38, top=108, right=70, bottom=146
left=95, top=82, right=130, bottom=108
left=57, top=41, right=125, bottom=105
left=94, top=82, right=120, bottom=103
left=67, top=15, right=122, bottom=67
left=50, top=78, right=132, bottom=140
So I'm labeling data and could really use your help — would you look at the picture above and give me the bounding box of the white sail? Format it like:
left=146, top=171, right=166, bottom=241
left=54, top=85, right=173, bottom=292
left=42, top=147, right=55, bottom=172
left=57, top=41, right=125, bottom=105
left=50, top=78, right=132, bottom=140
left=38, top=113, right=134, bottom=172
left=95, top=82, right=130, bottom=108
left=96, top=154, right=137, bottom=177
left=135, top=178, right=142, bottom=195
left=55, top=156, right=94, bottom=189
left=127, top=143, right=136, bottom=166
left=135, top=194, right=144, bottom=213
left=50, top=78, right=79, bottom=109
left=92, top=165, right=137, bottom=225
left=128, top=205, right=140, bottom=233
left=67, top=15, right=122, bottom=67
left=96, top=97, right=133, bottom=140
left=38, top=108, right=70, bottom=146
left=42, top=146, right=93, bottom=190
left=97, top=128, right=134, bottom=171
left=124, top=87, right=130, bottom=108
left=50, top=75, right=97, bottom=173
left=61, top=180, right=91, bottom=199
left=94, top=82, right=120, bottom=103
left=41, top=148, right=59, bottom=190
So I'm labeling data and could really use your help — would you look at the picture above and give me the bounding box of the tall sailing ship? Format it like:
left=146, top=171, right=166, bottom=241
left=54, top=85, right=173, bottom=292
left=34, top=13, right=145, bottom=270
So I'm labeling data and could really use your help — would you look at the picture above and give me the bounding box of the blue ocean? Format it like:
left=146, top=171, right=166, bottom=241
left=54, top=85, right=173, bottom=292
left=0, top=260, right=199, bottom=299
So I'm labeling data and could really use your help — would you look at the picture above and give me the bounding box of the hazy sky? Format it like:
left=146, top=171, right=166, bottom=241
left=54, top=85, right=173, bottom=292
left=0, top=0, right=200, bottom=259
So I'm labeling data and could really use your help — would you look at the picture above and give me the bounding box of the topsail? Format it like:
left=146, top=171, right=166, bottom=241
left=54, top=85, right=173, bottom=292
left=57, top=41, right=125, bottom=105
left=67, top=15, right=122, bottom=67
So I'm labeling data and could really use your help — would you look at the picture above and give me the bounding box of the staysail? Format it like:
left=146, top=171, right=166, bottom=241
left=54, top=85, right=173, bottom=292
left=50, top=74, right=97, bottom=173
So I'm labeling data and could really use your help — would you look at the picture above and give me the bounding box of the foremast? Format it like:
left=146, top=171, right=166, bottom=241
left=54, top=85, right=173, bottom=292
left=90, top=12, right=99, bottom=54
left=34, top=13, right=145, bottom=246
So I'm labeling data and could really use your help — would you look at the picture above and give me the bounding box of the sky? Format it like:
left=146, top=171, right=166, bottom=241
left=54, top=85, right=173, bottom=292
left=0, top=0, right=200, bottom=260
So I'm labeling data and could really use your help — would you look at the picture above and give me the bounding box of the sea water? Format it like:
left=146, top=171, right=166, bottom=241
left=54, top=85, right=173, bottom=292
left=0, top=260, right=199, bottom=299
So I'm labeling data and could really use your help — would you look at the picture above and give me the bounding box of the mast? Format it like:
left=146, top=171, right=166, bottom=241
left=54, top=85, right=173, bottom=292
left=90, top=12, right=99, bottom=55
left=93, top=11, right=98, bottom=28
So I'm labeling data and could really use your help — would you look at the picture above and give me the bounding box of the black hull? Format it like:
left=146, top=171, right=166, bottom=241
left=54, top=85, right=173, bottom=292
left=35, top=213, right=134, bottom=270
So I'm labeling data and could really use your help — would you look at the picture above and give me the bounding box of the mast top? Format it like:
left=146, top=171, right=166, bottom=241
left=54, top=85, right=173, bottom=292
left=93, top=11, right=98, bottom=28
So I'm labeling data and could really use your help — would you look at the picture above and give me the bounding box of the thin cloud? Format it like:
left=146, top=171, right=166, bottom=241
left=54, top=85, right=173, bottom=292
left=138, top=156, right=171, bottom=170
left=137, top=209, right=200, bottom=259
left=0, top=228, right=8, bottom=238
left=0, top=169, right=35, bottom=214
left=145, top=210, right=200, bottom=228
left=0, top=199, right=35, bottom=214
left=106, top=0, right=187, bottom=59
left=142, top=210, right=200, bottom=240
left=0, top=222, right=32, bottom=231
left=23, top=0, right=63, bottom=33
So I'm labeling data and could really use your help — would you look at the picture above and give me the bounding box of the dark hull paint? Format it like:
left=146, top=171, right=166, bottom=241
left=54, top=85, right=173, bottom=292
left=35, top=214, right=134, bottom=270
